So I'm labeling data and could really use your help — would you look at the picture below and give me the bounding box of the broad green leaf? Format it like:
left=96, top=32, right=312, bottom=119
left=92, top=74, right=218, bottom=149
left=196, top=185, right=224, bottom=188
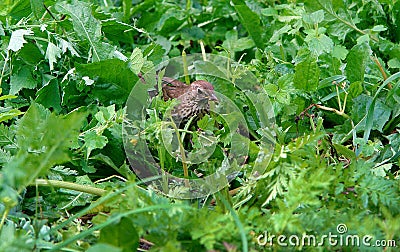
left=307, top=33, right=333, bottom=56
left=99, top=217, right=139, bottom=250
left=232, top=0, right=265, bottom=49
left=55, top=1, right=102, bottom=61
left=8, top=0, right=32, bottom=20
left=181, top=26, right=205, bottom=40
left=1, top=102, right=85, bottom=192
left=10, top=68, right=37, bottom=94
left=30, top=0, right=45, bottom=19
left=388, top=58, right=400, bottom=69
left=345, top=43, right=371, bottom=83
left=333, top=143, right=356, bottom=160
left=35, top=78, right=62, bottom=112
left=76, top=59, right=138, bottom=105
left=7, top=29, right=33, bottom=52
left=293, top=55, right=320, bottom=92
left=222, top=30, right=255, bottom=53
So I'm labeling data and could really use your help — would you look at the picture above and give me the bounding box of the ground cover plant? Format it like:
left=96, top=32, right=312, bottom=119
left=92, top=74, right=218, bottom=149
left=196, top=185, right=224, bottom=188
left=0, top=0, right=399, bottom=251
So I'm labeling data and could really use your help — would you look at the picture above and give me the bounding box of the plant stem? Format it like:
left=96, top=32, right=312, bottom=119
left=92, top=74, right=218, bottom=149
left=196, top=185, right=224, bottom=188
left=182, top=50, right=190, bottom=85
left=33, top=179, right=106, bottom=196
left=200, top=40, right=207, bottom=61
left=169, top=119, right=190, bottom=187
left=0, top=206, right=10, bottom=232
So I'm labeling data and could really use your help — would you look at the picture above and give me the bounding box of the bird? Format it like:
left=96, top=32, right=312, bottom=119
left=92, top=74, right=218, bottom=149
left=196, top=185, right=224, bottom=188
left=160, top=77, right=218, bottom=124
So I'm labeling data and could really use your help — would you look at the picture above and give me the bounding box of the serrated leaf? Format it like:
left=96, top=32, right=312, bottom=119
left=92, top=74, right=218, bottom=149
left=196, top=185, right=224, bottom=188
left=332, top=45, right=348, bottom=60
left=294, top=55, right=320, bottom=92
left=58, top=38, right=80, bottom=57
left=7, top=29, right=33, bottom=52
left=308, top=33, right=333, bottom=56
left=303, top=10, right=324, bottom=24
left=2, top=102, right=85, bottom=191
left=0, top=124, right=15, bottom=147
left=55, top=1, right=102, bottom=61
left=84, top=130, right=108, bottom=159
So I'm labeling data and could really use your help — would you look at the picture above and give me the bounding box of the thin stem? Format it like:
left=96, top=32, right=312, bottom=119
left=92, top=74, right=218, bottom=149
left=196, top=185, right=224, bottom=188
left=169, top=119, right=190, bottom=187
left=182, top=50, right=190, bottom=85
left=372, top=55, right=392, bottom=89
left=200, top=40, right=207, bottom=61
left=318, top=3, right=378, bottom=42
left=336, top=85, right=342, bottom=112
left=0, top=207, right=11, bottom=232
left=0, top=51, right=10, bottom=94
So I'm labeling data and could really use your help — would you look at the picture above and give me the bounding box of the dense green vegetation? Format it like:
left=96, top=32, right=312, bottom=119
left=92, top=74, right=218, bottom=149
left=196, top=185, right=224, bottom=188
left=0, top=0, right=399, bottom=251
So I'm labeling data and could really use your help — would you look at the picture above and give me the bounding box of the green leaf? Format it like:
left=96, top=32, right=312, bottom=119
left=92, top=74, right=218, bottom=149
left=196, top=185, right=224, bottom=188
left=332, top=45, right=348, bottom=60
left=345, top=43, right=371, bottom=83
left=0, top=108, right=24, bottom=123
left=10, top=67, right=37, bottom=95
left=333, top=143, right=356, bottom=160
left=303, top=10, right=324, bottom=24
left=45, top=42, right=62, bottom=71
left=293, top=55, right=320, bottom=92
left=348, top=81, right=363, bottom=98
left=35, top=78, right=62, bottom=112
left=352, top=94, right=391, bottom=133
left=30, top=0, right=45, bottom=20
left=0, top=124, right=15, bottom=147
left=363, top=72, right=400, bottom=141
left=129, top=47, right=144, bottom=75
left=222, top=30, right=255, bottom=53
left=55, top=1, right=102, bottom=62
left=76, top=59, right=138, bottom=105
left=84, top=130, right=108, bottom=159
left=7, top=29, right=33, bottom=52
left=231, top=0, right=265, bottom=49
left=99, top=217, right=139, bottom=250
left=87, top=244, right=122, bottom=252
left=1, top=102, right=85, bottom=192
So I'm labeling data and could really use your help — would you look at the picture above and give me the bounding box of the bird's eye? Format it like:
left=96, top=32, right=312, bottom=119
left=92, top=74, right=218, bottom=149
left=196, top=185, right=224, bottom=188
left=197, top=88, right=204, bottom=94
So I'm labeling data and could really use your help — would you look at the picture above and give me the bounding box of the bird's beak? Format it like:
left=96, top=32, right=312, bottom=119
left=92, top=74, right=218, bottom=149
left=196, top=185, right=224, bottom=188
left=209, top=93, right=219, bottom=103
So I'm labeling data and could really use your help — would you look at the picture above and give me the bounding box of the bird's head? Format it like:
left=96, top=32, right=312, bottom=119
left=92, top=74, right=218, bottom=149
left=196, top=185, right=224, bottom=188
left=191, top=80, right=218, bottom=104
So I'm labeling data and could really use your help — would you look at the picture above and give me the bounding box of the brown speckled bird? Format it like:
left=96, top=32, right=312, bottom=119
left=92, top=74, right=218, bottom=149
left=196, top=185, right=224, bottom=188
left=160, top=77, right=218, bottom=123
